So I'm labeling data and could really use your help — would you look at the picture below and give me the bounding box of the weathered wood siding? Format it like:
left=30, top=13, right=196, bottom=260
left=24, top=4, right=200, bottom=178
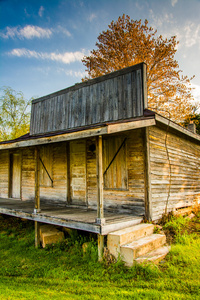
left=70, top=140, right=86, bottom=205
left=103, top=136, right=127, bottom=190
left=86, top=138, right=97, bottom=207
left=21, top=148, right=35, bottom=200
left=40, top=143, right=67, bottom=201
left=0, top=150, right=9, bottom=198
left=11, top=153, right=21, bottom=198
left=86, top=130, right=145, bottom=215
left=21, top=144, right=68, bottom=202
left=30, top=63, right=146, bottom=135
left=149, top=127, right=200, bottom=220
left=0, top=132, right=146, bottom=216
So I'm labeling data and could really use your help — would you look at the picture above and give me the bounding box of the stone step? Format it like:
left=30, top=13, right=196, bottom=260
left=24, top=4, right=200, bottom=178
left=40, top=224, right=64, bottom=248
left=107, top=223, right=154, bottom=257
left=135, top=246, right=171, bottom=265
left=120, top=234, right=166, bottom=266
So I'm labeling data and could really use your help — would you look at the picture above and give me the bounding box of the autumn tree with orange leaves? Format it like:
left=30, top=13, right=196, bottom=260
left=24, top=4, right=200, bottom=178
left=82, top=15, right=195, bottom=123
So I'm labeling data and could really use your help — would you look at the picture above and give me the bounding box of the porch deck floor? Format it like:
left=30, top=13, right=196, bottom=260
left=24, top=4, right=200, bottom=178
left=0, top=198, right=143, bottom=235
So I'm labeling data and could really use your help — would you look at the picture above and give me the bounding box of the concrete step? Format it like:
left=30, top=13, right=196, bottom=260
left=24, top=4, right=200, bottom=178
left=120, top=234, right=166, bottom=266
left=40, top=224, right=64, bottom=248
left=107, top=223, right=154, bottom=257
left=135, top=246, right=171, bottom=265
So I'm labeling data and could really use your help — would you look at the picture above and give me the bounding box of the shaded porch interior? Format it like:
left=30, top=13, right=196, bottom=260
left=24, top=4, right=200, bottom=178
left=0, top=128, right=148, bottom=241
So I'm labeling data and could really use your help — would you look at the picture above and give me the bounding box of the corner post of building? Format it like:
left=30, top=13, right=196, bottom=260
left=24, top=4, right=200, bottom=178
left=96, top=135, right=105, bottom=260
left=144, top=127, right=152, bottom=221
left=34, top=146, right=40, bottom=248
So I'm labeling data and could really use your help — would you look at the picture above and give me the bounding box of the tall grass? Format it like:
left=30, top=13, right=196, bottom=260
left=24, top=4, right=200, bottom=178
left=0, top=212, right=200, bottom=299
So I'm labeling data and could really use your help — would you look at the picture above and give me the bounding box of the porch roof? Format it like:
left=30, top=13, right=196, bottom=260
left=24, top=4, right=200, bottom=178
left=0, top=112, right=156, bottom=150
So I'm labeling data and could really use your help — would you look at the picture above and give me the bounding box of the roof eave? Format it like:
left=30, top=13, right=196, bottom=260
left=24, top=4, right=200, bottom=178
left=155, top=114, right=200, bottom=143
left=0, top=117, right=155, bottom=150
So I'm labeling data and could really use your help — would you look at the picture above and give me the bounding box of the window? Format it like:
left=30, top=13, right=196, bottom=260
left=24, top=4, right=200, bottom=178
left=40, top=145, right=53, bottom=187
left=103, top=136, right=127, bottom=190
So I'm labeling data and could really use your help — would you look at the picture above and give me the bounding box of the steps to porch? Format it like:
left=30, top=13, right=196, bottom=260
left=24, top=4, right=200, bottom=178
left=107, top=223, right=170, bottom=266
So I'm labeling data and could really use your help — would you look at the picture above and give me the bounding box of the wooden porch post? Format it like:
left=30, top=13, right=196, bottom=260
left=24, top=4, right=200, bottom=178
left=144, top=128, right=152, bottom=221
left=35, top=221, right=40, bottom=248
left=66, top=142, right=71, bottom=205
left=98, top=234, right=104, bottom=261
left=34, top=146, right=40, bottom=248
left=34, top=146, right=40, bottom=212
left=96, top=135, right=105, bottom=260
left=96, top=135, right=104, bottom=221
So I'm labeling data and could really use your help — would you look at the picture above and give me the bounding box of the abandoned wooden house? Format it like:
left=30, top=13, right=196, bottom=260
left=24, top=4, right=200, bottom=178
left=0, top=62, right=200, bottom=264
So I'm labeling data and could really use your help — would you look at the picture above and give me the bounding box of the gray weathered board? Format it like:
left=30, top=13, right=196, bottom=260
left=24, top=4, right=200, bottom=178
left=30, top=63, right=147, bottom=135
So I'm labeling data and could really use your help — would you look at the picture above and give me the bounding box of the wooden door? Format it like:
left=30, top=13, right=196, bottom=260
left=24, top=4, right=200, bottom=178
left=70, top=140, right=86, bottom=205
left=11, top=153, right=21, bottom=199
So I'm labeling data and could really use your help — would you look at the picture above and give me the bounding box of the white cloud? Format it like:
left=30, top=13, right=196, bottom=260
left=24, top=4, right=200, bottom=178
left=88, top=13, right=97, bottom=22
left=149, top=9, right=174, bottom=29
left=0, top=25, right=52, bottom=39
left=191, top=83, right=200, bottom=105
left=20, top=25, right=52, bottom=39
left=184, top=22, right=200, bottom=48
left=8, top=48, right=85, bottom=64
left=171, top=0, right=178, bottom=7
left=9, top=48, right=40, bottom=58
left=35, top=66, right=86, bottom=78
left=0, top=26, right=17, bottom=39
left=38, top=6, right=44, bottom=17
left=49, top=51, right=84, bottom=64
left=56, top=25, right=71, bottom=37
left=0, top=25, right=72, bottom=39
left=135, top=1, right=144, bottom=10
left=57, top=68, right=87, bottom=78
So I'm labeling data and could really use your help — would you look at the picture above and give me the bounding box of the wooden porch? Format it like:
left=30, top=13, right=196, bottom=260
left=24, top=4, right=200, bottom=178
left=0, top=198, right=142, bottom=235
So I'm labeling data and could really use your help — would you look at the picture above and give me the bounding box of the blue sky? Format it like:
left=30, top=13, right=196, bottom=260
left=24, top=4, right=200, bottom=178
left=0, top=0, right=200, bottom=108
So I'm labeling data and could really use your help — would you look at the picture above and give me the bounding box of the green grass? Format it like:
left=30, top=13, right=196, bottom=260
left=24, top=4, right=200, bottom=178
left=0, top=212, right=200, bottom=299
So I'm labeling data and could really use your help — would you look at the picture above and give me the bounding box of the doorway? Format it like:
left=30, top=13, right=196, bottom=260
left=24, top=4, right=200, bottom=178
left=10, top=153, right=21, bottom=199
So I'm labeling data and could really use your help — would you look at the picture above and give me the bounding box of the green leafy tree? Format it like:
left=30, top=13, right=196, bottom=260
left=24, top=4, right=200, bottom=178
left=0, top=87, right=32, bottom=141
left=82, top=15, right=195, bottom=123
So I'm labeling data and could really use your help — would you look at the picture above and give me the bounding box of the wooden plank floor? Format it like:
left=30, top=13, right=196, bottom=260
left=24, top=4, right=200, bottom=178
left=0, top=198, right=142, bottom=234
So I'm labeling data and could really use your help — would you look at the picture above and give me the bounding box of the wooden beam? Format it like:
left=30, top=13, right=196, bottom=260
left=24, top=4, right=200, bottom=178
left=85, top=140, right=88, bottom=207
left=144, top=127, right=152, bottom=221
left=34, top=147, right=40, bottom=212
left=0, top=127, right=108, bottom=150
left=0, top=118, right=156, bottom=151
left=0, top=206, right=101, bottom=234
left=98, top=234, right=104, bottom=261
left=35, top=221, right=40, bottom=248
left=142, top=63, right=148, bottom=109
left=96, top=136, right=104, bottom=222
left=107, top=118, right=156, bottom=134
